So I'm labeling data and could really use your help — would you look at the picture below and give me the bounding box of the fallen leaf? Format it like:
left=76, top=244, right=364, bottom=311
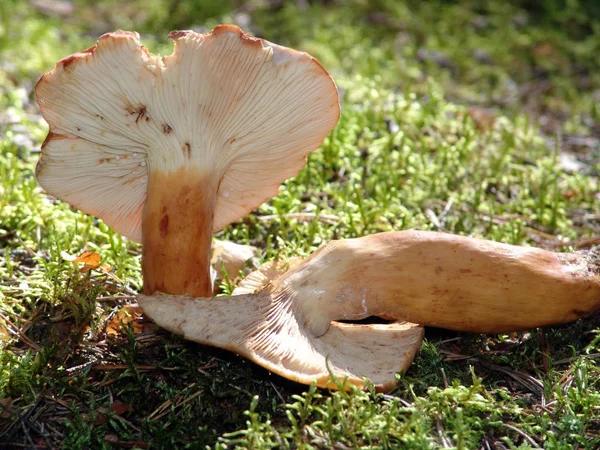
left=467, top=107, right=496, bottom=132
left=0, top=398, right=15, bottom=419
left=62, top=251, right=112, bottom=273
left=106, top=305, right=143, bottom=336
left=562, top=189, right=579, bottom=200
left=97, top=263, right=113, bottom=273
left=73, top=251, right=100, bottom=264
left=104, top=434, right=119, bottom=443
left=0, top=317, right=10, bottom=343
left=74, top=251, right=101, bottom=272
left=533, top=42, right=555, bottom=58
left=110, top=400, right=130, bottom=415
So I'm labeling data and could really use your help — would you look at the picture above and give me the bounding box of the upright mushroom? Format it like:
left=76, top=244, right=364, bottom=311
left=35, top=25, right=340, bottom=297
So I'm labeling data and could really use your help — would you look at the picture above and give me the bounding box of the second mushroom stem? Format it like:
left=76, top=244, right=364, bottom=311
left=142, top=167, right=216, bottom=297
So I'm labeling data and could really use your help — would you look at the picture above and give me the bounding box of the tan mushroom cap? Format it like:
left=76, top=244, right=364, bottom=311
left=139, top=259, right=424, bottom=391
left=35, top=25, right=340, bottom=242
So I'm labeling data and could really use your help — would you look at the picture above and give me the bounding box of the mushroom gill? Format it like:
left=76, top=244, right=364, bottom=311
left=35, top=25, right=340, bottom=298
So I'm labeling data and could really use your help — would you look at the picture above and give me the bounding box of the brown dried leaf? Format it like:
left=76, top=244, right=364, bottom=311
left=0, top=398, right=15, bottom=419
left=104, top=434, right=119, bottom=443
left=72, top=251, right=100, bottom=265
left=533, top=42, right=555, bottom=58
left=74, top=251, right=101, bottom=272
left=62, top=251, right=113, bottom=273
left=110, top=400, right=130, bottom=415
left=0, top=317, right=10, bottom=343
left=97, top=263, right=113, bottom=273
left=467, top=107, right=496, bottom=132
left=106, top=305, right=143, bottom=336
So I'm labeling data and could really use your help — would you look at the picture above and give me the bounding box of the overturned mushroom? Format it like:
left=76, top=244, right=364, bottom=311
left=140, top=230, right=600, bottom=389
left=35, top=25, right=340, bottom=297
left=140, top=258, right=424, bottom=391
left=259, top=230, right=600, bottom=335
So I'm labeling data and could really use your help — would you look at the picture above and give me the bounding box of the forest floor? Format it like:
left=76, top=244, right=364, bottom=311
left=1, top=0, right=600, bottom=448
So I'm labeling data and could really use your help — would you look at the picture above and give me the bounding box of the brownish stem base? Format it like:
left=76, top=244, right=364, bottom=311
left=142, top=167, right=215, bottom=297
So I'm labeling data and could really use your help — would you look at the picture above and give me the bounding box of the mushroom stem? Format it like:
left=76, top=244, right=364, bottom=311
left=142, top=167, right=216, bottom=296
left=275, top=231, right=600, bottom=335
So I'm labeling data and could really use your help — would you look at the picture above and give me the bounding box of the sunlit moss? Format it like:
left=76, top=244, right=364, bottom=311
left=1, top=0, right=599, bottom=448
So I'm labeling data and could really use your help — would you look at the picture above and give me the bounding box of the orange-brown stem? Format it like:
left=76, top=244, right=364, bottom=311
left=142, top=168, right=216, bottom=297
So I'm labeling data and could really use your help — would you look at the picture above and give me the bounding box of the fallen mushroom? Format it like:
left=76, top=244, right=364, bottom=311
left=140, top=258, right=424, bottom=391
left=35, top=25, right=340, bottom=297
left=210, top=239, right=260, bottom=289
left=266, top=230, right=600, bottom=335
left=139, top=230, right=600, bottom=389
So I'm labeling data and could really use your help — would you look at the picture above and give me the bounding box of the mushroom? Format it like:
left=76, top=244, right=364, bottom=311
left=210, top=239, right=260, bottom=288
left=140, top=258, right=425, bottom=391
left=35, top=25, right=340, bottom=297
left=252, top=230, right=600, bottom=336
left=139, top=230, right=600, bottom=389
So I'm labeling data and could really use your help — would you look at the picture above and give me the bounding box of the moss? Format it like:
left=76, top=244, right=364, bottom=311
left=1, top=0, right=599, bottom=448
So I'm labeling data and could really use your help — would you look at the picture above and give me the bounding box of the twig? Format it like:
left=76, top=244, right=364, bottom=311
left=439, top=350, right=476, bottom=361
left=486, top=363, right=544, bottom=397
left=438, top=198, right=454, bottom=223
left=91, top=364, right=168, bottom=371
left=13, top=234, right=37, bottom=257
left=257, top=212, right=340, bottom=225
left=269, top=381, right=286, bottom=403
left=503, top=423, right=540, bottom=448
left=65, top=360, right=97, bottom=374
left=2, top=316, right=40, bottom=351
left=97, top=407, right=141, bottom=432
left=551, top=353, right=600, bottom=365
left=149, top=383, right=201, bottom=422
left=196, top=357, right=218, bottom=375
left=2, top=397, right=53, bottom=449
left=104, top=439, right=149, bottom=448
left=0, top=443, right=49, bottom=449
left=436, top=336, right=462, bottom=345
left=575, top=237, right=600, bottom=249
left=95, top=376, right=120, bottom=388
left=381, top=394, right=412, bottom=407
left=437, top=352, right=545, bottom=397
left=440, top=368, right=448, bottom=389
left=99, top=281, right=138, bottom=296
left=19, top=303, right=46, bottom=335
left=96, top=295, right=137, bottom=302
left=435, top=416, right=452, bottom=448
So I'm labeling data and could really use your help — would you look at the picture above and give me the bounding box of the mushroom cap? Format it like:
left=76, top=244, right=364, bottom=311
left=139, top=260, right=424, bottom=391
left=35, top=25, right=340, bottom=242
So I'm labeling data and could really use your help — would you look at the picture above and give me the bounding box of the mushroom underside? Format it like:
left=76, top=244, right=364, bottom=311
left=138, top=292, right=424, bottom=391
left=35, top=25, right=340, bottom=298
left=138, top=230, right=600, bottom=390
left=139, top=257, right=424, bottom=391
